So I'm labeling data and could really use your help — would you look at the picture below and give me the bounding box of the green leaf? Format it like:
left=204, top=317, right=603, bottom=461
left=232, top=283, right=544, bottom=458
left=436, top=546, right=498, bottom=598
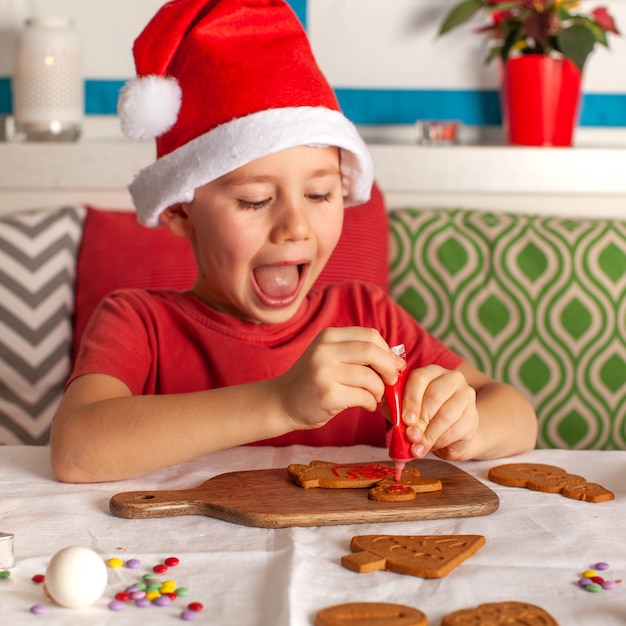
left=557, top=24, right=597, bottom=71
left=439, top=0, right=484, bottom=35
left=581, top=16, right=610, bottom=46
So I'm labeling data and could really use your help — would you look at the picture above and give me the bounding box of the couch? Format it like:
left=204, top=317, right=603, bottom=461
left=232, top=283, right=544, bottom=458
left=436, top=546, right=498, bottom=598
left=1, top=184, right=624, bottom=448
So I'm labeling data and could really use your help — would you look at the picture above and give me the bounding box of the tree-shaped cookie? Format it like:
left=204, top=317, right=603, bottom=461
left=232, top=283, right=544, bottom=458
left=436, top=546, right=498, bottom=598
left=342, top=534, right=485, bottom=578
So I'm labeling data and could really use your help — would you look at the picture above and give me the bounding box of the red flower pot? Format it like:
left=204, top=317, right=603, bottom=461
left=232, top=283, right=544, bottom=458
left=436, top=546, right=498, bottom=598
left=501, top=55, right=582, bottom=147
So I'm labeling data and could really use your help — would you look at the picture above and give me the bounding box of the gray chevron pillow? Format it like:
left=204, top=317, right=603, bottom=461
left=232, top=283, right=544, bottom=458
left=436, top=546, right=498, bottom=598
left=0, top=206, right=86, bottom=444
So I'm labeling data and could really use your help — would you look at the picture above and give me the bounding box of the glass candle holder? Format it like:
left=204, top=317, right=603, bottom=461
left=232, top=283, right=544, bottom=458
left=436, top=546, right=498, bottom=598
left=12, top=17, right=83, bottom=142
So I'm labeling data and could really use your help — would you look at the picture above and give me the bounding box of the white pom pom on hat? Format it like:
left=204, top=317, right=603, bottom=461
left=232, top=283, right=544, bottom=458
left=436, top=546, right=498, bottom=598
left=119, top=0, right=373, bottom=227
left=118, top=75, right=182, bottom=141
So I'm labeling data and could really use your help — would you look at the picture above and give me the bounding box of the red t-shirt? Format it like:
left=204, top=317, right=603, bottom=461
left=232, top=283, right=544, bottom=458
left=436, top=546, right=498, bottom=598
left=70, top=282, right=463, bottom=448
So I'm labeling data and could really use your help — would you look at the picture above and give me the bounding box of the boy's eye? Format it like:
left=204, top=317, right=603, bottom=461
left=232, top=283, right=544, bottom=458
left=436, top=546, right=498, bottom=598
left=237, top=198, right=270, bottom=210
left=306, top=192, right=331, bottom=203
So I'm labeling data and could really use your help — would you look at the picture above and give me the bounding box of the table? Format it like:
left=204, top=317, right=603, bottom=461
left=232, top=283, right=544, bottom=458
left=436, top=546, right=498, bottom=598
left=0, top=445, right=624, bottom=624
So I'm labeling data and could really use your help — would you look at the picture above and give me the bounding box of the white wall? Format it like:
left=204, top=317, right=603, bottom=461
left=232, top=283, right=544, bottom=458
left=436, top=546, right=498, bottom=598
left=310, top=0, right=626, bottom=93
left=0, top=0, right=159, bottom=78
left=0, top=0, right=624, bottom=117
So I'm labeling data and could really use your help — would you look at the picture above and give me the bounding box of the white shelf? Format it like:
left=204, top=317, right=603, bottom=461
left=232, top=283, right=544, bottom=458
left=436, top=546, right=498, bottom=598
left=0, top=140, right=624, bottom=218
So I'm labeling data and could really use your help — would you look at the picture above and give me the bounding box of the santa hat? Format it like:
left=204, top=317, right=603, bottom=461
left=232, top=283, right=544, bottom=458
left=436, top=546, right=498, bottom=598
left=118, top=0, right=374, bottom=227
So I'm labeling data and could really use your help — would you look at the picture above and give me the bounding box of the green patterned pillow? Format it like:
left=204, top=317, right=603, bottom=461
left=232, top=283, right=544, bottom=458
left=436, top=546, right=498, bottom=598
left=389, top=208, right=626, bottom=450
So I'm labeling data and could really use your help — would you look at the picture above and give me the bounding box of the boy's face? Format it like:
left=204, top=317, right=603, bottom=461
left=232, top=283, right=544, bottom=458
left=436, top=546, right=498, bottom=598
left=181, top=145, right=344, bottom=324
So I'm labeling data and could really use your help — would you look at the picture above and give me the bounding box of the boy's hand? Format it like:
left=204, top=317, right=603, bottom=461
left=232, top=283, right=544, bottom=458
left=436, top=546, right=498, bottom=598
left=402, top=365, right=479, bottom=461
left=275, top=327, right=405, bottom=431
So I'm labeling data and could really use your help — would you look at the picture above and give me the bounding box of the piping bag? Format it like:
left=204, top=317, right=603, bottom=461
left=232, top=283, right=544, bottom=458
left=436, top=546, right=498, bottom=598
left=384, top=343, right=412, bottom=481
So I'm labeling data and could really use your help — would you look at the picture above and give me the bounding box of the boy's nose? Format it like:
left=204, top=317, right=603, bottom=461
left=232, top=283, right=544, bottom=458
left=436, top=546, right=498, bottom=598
left=271, top=201, right=311, bottom=242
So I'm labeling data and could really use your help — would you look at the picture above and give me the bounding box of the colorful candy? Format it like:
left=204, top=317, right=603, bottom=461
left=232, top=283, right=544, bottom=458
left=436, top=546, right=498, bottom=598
left=578, top=562, right=620, bottom=593
left=155, top=595, right=172, bottom=606
left=108, top=599, right=125, bottom=611
left=0, top=569, right=10, bottom=579
left=181, top=610, right=199, bottom=621
left=29, top=553, right=203, bottom=618
left=103, top=555, right=204, bottom=619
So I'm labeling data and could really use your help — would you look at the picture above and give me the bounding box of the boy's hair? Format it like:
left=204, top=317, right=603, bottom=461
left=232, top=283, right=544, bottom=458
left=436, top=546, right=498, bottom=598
left=118, top=0, right=373, bottom=227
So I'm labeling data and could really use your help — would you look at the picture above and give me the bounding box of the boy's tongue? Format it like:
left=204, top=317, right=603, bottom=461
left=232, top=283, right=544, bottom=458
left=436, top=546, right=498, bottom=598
left=254, top=264, right=300, bottom=298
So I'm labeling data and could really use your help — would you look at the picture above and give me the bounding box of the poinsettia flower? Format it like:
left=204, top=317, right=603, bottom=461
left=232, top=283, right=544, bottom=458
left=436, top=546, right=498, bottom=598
left=592, top=7, right=620, bottom=34
left=439, top=0, right=621, bottom=71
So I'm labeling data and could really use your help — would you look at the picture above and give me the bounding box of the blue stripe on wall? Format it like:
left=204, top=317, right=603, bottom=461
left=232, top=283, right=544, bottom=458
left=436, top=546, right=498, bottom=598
left=335, top=88, right=626, bottom=127
left=581, top=93, right=626, bottom=126
left=1, top=79, right=624, bottom=127
left=286, top=0, right=307, bottom=29
left=85, top=79, right=125, bottom=115
left=335, top=88, right=502, bottom=126
left=0, top=78, right=10, bottom=113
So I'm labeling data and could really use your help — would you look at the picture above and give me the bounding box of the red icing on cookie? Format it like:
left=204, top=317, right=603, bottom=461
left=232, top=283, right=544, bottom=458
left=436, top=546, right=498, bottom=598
left=331, top=464, right=396, bottom=480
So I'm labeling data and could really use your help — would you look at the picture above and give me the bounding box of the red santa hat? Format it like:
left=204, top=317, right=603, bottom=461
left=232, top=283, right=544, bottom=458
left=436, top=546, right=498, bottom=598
left=118, top=0, right=374, bottom=227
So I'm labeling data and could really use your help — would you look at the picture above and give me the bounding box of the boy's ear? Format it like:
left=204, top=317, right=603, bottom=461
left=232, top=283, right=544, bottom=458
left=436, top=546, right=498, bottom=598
left=160, top=203, right=193, bottom=237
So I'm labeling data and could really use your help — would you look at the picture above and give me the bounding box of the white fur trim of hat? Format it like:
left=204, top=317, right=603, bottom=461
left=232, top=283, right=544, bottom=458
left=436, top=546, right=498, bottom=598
left=128, top=106, right=373, bottom=227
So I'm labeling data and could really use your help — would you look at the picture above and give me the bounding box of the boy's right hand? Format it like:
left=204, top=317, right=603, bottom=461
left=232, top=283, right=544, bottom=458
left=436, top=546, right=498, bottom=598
left=274, top=327, right=406, bottom=431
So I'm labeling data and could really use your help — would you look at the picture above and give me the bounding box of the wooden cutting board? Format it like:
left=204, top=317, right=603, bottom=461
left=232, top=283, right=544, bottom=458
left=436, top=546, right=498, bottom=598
left=109, top=459, right=499, bottom=528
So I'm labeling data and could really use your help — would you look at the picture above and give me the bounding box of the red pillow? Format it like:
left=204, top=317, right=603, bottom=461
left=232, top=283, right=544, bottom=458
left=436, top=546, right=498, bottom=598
left=73, top=182, right=388, bottom=358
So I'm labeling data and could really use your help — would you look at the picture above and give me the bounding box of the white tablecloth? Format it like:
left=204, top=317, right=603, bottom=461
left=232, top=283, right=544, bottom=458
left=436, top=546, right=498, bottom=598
left=0, top=445, right=624, bottom=625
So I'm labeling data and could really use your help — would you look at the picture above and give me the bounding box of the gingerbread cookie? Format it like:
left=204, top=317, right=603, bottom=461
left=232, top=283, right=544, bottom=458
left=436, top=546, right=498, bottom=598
left=341, top=534, right=485, bottom=578
left=368, top=477, right=443, bottom=502
left=287, top=460, right=420, bottom=489
left=315, top=602, right=428, bottom=626
left=487, top=463, right=565, bottom=488
left=441, top=600, right=558, bottom=625
left=368, top=483, right=418, bottom=502
left=526, top=472, right=587, bottom=494
left=488, top=462, right=614, bottom=503
left=562, top=482, right=615, bottom=503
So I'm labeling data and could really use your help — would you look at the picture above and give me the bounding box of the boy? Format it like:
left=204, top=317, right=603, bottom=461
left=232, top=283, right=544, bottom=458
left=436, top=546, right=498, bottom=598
left=50, top=0, right=537, bottom=483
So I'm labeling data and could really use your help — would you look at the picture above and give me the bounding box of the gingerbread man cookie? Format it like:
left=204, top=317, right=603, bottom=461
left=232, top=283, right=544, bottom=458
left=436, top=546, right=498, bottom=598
left=287, top=461, right=420, bottom=489
left=488, top=462, right=614, bottom=503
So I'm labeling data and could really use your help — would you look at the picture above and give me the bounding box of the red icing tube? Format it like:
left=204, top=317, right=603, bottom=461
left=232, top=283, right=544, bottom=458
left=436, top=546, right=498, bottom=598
left=384, top=344, right=412, bottom=481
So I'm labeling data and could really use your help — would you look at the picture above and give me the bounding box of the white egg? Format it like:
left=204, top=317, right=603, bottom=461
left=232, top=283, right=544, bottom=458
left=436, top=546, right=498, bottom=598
left=44, top=546, right=108, bottom=608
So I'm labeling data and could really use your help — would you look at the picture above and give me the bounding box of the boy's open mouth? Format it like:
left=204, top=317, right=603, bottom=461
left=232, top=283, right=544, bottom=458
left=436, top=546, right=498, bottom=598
left=253, top=263, right=307, bottom=305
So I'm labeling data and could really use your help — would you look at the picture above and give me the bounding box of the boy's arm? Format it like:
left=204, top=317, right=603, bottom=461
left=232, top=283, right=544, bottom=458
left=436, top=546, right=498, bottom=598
left=459, top=363, right=538, bottom=459
left=50, top=326, right=406, bottom=483
left=50, top=373, right=292, bottom=483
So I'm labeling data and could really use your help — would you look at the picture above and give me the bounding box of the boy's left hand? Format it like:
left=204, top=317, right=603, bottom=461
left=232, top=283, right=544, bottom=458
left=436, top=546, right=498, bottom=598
left=402, top=364, right=479, bottom=461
